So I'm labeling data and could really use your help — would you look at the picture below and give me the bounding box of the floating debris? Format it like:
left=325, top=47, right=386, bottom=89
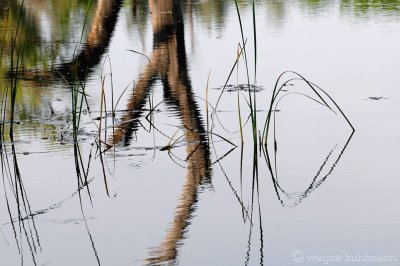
left=364, top=96, right=388, bottom=101
left=160, top=145, right=173, bottom=151
left=213, top=83, right=263, bottom=93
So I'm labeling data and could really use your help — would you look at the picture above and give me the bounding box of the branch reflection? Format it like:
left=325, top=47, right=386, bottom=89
left=56, top=0, right=123, bottom=82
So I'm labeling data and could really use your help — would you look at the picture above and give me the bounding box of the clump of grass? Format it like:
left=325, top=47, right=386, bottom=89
left=211, top=0, right=258, bottom=149
left=0, top=2, right=42, bottom=264
left=97, top=57, right=115, bottom=197
left=262, top=71, right=355, bottom=145
left=61, top=1, right=103, bottom=264
left=70, top=76, right=93, bottom=192
left=8, top=0, right=31, bottom=135
left=234, top=0, right=257, bottom=146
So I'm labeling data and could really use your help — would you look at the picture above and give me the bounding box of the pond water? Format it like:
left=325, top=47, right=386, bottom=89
left=1, top=0, right=400, bottom=265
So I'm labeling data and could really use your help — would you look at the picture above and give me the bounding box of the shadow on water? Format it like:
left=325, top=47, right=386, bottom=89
left=108, top=1, right=211, bottom=264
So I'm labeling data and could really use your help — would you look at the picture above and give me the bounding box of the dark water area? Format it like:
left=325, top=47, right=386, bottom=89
left=1, top=0, right=400, bottom=265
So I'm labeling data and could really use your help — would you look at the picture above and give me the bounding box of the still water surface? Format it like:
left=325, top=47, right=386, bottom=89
left=1, top=0, right=400, bottom=265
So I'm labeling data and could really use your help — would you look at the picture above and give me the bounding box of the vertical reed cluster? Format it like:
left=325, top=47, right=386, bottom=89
left=0, top=1, right=41, bottom=264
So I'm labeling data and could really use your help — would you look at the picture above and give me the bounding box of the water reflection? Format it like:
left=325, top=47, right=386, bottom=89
left=340, top=0, right=400, bottom=18
left=0, top=0, right=398, bottom=264
left=0, top=0, right=97, bottom=76
left=262, top=74, right=355, bottom=207
left=1, top=131, right=41, bottom=264
left=0, top=0, right=125, bottom=84
left=264, top=131, right=354, bottom=207
left=264, top=1, right=288, bottom=30
left=0, top=0, right=41, bottom=70
left=56, top=0, right=123, bottom=82
left=109, top=1, right=211, bottom=264
left=190, top=0, right=230, bottom=33
left=1, top=0, right=400, bottom=81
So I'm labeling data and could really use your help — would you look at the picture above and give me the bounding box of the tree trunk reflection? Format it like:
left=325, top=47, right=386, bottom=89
left=109, top=1, right=211, bottom=264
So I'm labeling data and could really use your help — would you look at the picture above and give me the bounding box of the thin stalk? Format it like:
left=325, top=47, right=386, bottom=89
left=98, top=75, right=110, bottom=196
left=238, top=91, right=244, bottom=145
left=251, top=0, right=258, bottom=146
left=205, top=70, right=211, bottom=137
left=234, top=0, right=257, bottom=145
left=236, top=44, right=244, bottom=144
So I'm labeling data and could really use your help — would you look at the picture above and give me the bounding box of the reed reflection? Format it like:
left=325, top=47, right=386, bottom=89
left=262, top=75, right=355, bottom=207
left=0, top=1, right=123, bottom=264
left=109, top=1, right=210, bottom=264
left=263, top=131, right=354, bottom=207
left=0, top=129, right=41, bottom=265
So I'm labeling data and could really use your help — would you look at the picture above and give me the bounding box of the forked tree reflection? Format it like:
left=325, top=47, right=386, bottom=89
left=110, top=1, right=211, bottom=264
